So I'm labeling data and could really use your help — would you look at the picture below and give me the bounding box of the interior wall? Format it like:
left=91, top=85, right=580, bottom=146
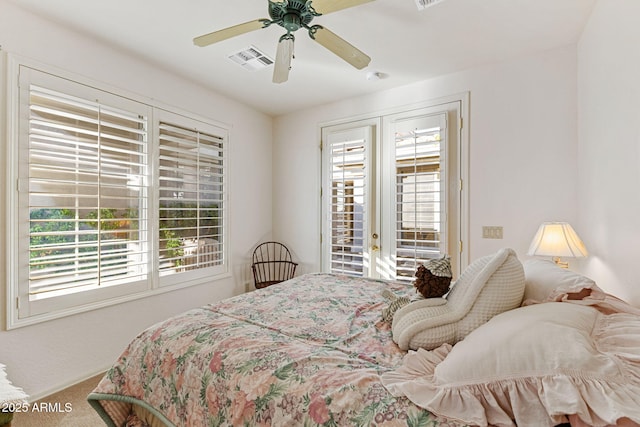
left=273, top=45, right=579, bottom=275
left=577, top=0, right=640, bottom=306
left=0, top=1, right=273, bottom=399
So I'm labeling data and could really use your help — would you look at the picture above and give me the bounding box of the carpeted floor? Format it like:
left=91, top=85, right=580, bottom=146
left=11, top=373, right=105, bottom=427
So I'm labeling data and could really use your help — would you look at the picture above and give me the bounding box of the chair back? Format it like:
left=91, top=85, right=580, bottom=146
left=252, top=241, right=298, bottom=289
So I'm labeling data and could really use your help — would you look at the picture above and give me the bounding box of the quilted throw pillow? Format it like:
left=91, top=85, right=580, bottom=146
left=392, top=248, right=525, bottom=350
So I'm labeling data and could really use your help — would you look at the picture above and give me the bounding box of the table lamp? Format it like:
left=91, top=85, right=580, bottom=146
left=527, top=222, right=588, bottom=268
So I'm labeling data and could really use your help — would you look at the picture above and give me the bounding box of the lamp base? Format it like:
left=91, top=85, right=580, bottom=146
left=553, top=257, right=569, bottom=269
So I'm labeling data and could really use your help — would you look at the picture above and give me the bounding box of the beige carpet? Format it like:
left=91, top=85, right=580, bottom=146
left=11, top=373, right=105, bottom=427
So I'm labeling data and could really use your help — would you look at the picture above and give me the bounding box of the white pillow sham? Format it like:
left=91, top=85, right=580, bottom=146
left=523, top=259, right=595, bottom=303
left=382, top=302, right=640, bottom=427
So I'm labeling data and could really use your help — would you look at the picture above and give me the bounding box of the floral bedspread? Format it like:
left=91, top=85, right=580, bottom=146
left=88, top=273, right=454, bottom=427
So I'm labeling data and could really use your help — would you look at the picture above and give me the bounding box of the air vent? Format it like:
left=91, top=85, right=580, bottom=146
left=228, top=46, right=274, bottom=71
left=415, top=0, right=446, bottom=10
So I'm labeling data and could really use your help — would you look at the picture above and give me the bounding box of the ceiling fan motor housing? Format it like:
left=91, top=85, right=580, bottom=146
left=283, top=13, right=302, bottom=32
left=269, top=0, right=318, bottom=33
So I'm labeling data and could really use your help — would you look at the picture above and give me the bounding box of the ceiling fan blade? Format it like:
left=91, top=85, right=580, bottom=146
left=273, top=36, right=294, bottom=84
left=312, top=27, right=371, bottom=70
left=193, top=19, right=267, bottom=47
left=311, top=0, right=375, bottom=15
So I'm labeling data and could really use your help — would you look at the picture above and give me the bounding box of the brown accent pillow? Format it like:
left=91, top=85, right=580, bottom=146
left=413, top=256, right=452, bottom=298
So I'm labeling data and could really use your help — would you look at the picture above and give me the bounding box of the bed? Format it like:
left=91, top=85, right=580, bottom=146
left=88, top=273, right=442, bottom=426
left=88, top=255, right=640, bottom=427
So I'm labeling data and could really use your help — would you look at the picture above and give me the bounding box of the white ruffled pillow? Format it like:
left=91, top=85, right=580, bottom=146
left=523, top=259, right=596, bottom=303
left=382, top=302, right=640, bottom=427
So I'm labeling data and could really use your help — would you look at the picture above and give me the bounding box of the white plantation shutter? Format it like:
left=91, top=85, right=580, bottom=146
left=393, top=114, right=447, bottom=281
left=10, top=62, right=231, bottom=327
left=326, top=127, right=371, bottom=276
left=20, top=70, right=150, bottom=309
left=158, top=118, right=226, bottom=277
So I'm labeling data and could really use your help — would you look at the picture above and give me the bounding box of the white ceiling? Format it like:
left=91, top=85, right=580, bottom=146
left=8, top=0, right=596, bottom=116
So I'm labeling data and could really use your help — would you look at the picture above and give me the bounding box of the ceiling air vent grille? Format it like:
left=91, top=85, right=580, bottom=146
left=228, top=46, right=274, bottom=71
left=415, top=0, right=446, bottom=11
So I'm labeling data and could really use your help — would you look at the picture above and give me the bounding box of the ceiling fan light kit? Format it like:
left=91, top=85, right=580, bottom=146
left=273, top=35, right=295, bottom=83
left=193, top=0, right=373, bottom=83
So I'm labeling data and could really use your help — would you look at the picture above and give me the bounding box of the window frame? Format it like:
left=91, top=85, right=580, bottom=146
left=5, top=54, right=230, bottom=329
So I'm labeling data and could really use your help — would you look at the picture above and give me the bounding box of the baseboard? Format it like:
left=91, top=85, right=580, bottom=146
left=26, top=366, right=109, bottom=403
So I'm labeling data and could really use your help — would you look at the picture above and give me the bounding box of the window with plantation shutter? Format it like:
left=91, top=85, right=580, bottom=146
left=16, top=68, right=152, bottom=319
left=27, top=85, right=149, bottom=295
left=158, top=116, right=226, bottom=278
left=8, top=60, right=229, bottom=327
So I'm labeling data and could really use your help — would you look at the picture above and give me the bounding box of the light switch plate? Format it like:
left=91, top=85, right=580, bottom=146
left=482, top=226, right=503, bottom=239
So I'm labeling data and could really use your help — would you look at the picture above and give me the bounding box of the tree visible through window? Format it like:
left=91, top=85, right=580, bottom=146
left=158, top=121, right=224, bottom=274
left=26, top=85, right=148, bottom=296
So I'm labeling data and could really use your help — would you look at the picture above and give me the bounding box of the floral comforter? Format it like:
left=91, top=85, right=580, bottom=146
left=88, top=273, right=452, bottom=427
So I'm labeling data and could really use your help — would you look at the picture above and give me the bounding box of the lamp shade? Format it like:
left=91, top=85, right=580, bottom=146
left=527, top=222, right=588, bottom=258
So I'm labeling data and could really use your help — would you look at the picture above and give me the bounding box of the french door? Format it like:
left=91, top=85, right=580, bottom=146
left=321, top=119, right=378, bottom=277
left=321, top=101, right=464, bottom=281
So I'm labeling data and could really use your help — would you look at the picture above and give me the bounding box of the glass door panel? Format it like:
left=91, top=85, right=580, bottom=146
left=322, top=123, right=375, bottom=277
left=389, top=114, right=448, bottom=282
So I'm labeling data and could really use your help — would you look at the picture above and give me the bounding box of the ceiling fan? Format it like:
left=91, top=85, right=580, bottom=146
left=193, top=0, right=374, bottom=83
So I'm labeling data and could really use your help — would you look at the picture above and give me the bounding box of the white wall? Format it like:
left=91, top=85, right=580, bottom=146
left=274, top=46, right=579, bottom=275
left=0, top=1, right=272, bottom=399
left=8, top=0, right=637, bottom=402
left=577, top=0, right=640, bottom=306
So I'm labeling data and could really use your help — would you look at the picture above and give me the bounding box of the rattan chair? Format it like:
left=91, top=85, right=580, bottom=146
left=251, top=241, right=298, bottom=289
